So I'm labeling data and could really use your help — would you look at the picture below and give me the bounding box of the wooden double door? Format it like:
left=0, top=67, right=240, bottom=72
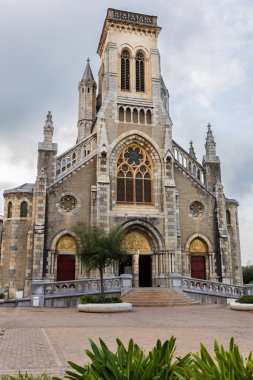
left=190, top=255, right=206, bottom=280
left=57, top=255, right=75, bottom=281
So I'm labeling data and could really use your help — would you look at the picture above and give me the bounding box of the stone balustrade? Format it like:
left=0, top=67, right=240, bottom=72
left=172, top=141, right=205, bottom=185
left=181, top=277, right=245, bottom=298
left=56, top=133, right=96, bottom=179
left=43, top=277, right=121, bottom=296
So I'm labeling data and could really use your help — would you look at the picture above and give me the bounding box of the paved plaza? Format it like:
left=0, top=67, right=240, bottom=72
left=0, top=304, right=252, bottom=376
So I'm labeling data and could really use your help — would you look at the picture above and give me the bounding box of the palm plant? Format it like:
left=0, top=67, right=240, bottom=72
left=73, top=223, right=128, bottom=301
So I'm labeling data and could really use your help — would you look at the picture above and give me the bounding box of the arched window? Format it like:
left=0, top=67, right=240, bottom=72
left=139, top=109, right=145, bottom=124
left=7, top=201, right=12, bottom=218
left=136, top=52, right=145, bottom=92
left=119, top=106, right=124, bottom=122
left=126, top=107, right=131, bottom=122
left=116, top=144, right=153, bottom=204
left=226, top=210, right=231, bottom=226
left=121, top=50, right=130, bottom=91
left=146, top=110, right=152, bottom=124
left=20, top=201, right=28, bottom=218
left=133, top=108, right=138, bottom=123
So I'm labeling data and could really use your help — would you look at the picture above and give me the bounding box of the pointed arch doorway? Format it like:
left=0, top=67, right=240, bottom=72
left=190, top=238, right=208, bottom=280
left=56, top=235, right=76, bottom=281
left=123, top=230, right=153, bottom=287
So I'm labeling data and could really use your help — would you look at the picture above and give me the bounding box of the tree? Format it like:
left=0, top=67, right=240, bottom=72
left=242, top=265, right=253, bottom=284
left=73, top=222, right=128, bottom=301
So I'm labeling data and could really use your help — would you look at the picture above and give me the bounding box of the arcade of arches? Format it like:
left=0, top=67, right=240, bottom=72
left=52, top=233, right=212, bottom=284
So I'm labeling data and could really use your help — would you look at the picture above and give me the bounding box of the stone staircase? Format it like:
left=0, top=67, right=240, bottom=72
left=121, top=288, right=199, bottom=307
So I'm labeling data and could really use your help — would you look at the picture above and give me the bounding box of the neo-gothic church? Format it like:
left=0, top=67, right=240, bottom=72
left=0, top=9, right=242, bottom=298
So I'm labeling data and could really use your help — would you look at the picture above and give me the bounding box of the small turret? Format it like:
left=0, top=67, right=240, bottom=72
left=202, top=123, right=221, bottom=191
left=77, top=58, right=97, bottom=142
left=43, top=111, right=54, bottom=144
left=37, top=111, right=58, bottom=185
left=189, top=140, right=196, bottom=160
left=204, top=123, right=217, bottom=160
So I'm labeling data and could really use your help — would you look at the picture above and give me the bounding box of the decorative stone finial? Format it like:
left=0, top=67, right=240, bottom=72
left=205, top=123, right=216, bottom=159
left=43, top=111, right=54, bottom=144
left=46, top=111, right=52, bottom=123
left=189, top=140, right=196, bottom=159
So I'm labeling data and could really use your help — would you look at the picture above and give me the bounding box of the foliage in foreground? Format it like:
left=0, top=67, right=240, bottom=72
left=57, top=337, right=253, bottom=380
left=237, top=295, right=253, bottom=304
left=4, top=338, right=253, bottom=380
left=1, top=374, right=50, bottom=380
left=80, top=294, right=122, bottom=304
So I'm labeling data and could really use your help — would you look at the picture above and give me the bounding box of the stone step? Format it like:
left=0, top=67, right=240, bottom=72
left=121, top=288, right=199, bottom=307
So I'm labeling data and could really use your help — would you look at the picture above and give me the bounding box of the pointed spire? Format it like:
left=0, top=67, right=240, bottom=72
left=43, top=111, right=54, bottom=144
left=189, top=140, right=196, bottom=159
left=205, top=123, right=216, bottom=159
left=81, top=58, right=95, bottom=86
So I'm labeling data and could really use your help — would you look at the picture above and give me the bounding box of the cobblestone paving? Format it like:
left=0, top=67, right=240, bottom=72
left=0, top=305, right=252, bottom=377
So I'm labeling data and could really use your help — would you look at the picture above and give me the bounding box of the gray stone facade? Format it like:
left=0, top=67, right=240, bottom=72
left=0, top=8, right=243, bottom=298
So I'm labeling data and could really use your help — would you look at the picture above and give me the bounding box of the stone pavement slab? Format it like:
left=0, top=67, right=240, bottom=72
left=0, top=305, right=252, bottom=376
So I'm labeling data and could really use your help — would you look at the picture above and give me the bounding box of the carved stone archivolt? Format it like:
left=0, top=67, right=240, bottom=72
left=57, top=235, right=76, bottom=252
left=123, top=231, right=151, bottom=252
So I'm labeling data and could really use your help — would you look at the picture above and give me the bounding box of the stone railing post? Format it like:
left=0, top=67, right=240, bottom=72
left=244, top=284, right=253, bottom=295
left=168, top=273, right=183, bottom=291
left=31, top=280, right=46, bottom=307
left=120, top=274, right=132, bottom=296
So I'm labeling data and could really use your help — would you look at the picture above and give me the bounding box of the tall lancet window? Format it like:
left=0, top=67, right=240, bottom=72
left=121, top=50, right=130, bottom=91
left=7, top=201, right=12, bottom=218
left=136, top=52, right=145, bottom=92
left=116, top=144, right=153, bottom=204
left=20, top=201, right=28, bottom=218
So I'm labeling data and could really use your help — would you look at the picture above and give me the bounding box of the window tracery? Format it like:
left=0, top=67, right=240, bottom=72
left=121, top=50, right=130, bottom=91
left=116, top=144, right=153, bottom=204
left=60, top=195, right=77, bottom=212
left=136, top=52, right=145, bottom=92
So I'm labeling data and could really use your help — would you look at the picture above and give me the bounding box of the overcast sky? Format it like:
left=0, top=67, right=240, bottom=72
left=0, top=0, right=252, bottom=264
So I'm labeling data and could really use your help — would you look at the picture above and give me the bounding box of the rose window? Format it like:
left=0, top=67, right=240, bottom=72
left=190, top=201, right=204, bottom=217
left=60, top=195, right=77, bottom=212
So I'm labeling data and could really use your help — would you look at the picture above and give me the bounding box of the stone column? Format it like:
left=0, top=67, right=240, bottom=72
left=132, top=253, right=139, bottom=288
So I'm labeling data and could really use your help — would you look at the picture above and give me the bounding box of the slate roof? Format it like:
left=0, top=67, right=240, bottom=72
left=4, top=183, right=34, bottom=195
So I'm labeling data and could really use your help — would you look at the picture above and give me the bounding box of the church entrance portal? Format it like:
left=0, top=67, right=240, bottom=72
left=190, top=256, right=206, bottom=279
left=139, top=255, right=152, bottom=287
left=56, top=234, right=76, bottom=281
left=190, top=238, right=208, bottom=280
left=123, top=229, right=153, bottom=287
left=57, top=255, right=75, bottom=281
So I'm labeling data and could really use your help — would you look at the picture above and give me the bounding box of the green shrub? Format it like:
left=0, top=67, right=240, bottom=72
left=62, top=337, right=191, bottom=380
left=79, top=295, right=97, bottom=304
left=236, top=295, right=253, bottom=304
left=185, top=338, right=253, bottom=380
left=109, top=296, right=123, bottom=303
left=0, top=293, right=5, bottom=299
left=80, top=295, right=123, bottom=304
left=1, top=373, right=50, bottom=380
left=58, top=338, right=253, bottom=380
